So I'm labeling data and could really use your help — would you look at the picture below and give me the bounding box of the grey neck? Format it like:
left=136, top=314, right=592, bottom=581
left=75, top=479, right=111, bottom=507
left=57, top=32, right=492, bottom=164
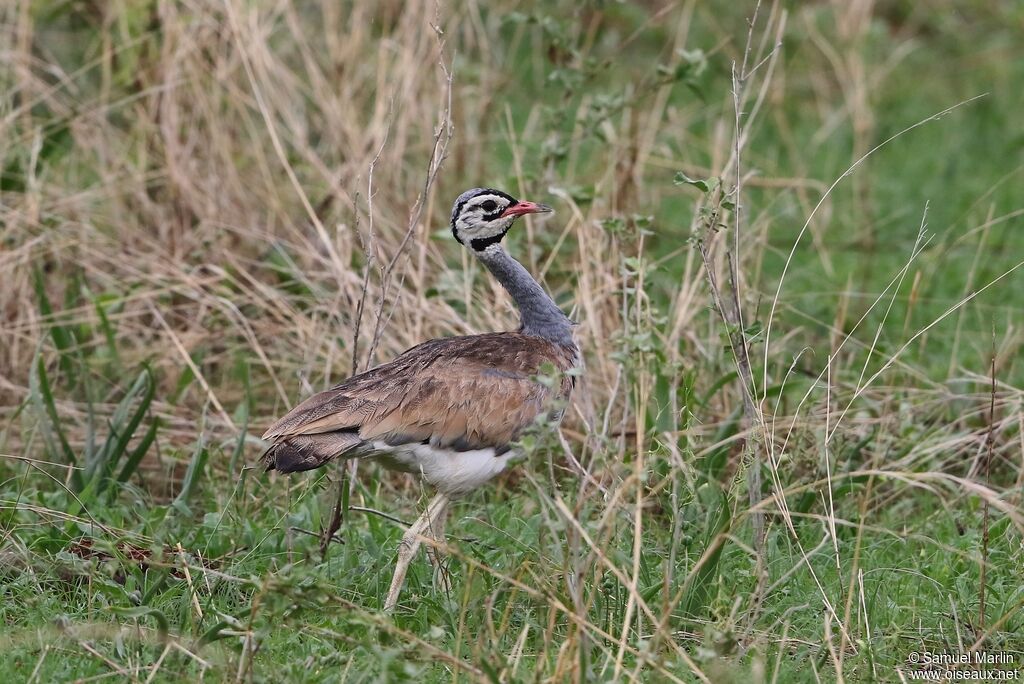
left=475, top=245, right=575, bottom=346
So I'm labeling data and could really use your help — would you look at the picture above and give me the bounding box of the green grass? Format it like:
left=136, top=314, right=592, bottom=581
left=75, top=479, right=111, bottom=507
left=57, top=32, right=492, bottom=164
left=2, top=1, right=1023, bottom=681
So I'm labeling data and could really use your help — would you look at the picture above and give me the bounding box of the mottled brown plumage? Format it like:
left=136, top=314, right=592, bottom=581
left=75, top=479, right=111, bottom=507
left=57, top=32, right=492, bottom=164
left=262, top=333, right=576, bottom=475
left=262, top=187, right=578, bottom=610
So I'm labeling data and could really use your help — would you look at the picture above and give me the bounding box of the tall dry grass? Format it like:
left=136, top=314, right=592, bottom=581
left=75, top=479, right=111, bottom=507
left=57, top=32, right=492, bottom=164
left=2, top=0, right=1023, bottom=680
left=1, top=1, right=722, bottom=488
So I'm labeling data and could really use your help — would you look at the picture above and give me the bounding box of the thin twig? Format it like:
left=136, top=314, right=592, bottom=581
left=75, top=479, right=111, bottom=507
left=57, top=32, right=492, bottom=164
left=346, top=505, right=410, bottom=528
left=366, top=21, right=455, bottom=362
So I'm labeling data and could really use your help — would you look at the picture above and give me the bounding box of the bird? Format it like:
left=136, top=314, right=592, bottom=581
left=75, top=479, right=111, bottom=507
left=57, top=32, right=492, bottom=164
left=262, top=187, right=580, bottom=610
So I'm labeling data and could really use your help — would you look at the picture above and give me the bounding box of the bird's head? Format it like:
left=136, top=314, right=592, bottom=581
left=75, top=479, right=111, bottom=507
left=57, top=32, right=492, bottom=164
left=450, top=188, right=553, bottom=252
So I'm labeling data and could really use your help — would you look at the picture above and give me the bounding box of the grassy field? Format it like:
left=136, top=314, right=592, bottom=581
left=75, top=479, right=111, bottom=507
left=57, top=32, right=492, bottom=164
left=2, top=0, right=1023, bottom=681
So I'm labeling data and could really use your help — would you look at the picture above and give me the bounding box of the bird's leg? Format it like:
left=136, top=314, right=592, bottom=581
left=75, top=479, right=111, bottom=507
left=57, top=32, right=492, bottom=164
left=384, top=492, right=449, bottom=611
left=424, top=497, right=451, bottom=598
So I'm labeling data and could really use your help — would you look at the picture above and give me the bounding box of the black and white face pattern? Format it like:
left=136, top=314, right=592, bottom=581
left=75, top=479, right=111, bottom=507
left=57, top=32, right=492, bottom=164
left=450, top=188, right=552, bottom=252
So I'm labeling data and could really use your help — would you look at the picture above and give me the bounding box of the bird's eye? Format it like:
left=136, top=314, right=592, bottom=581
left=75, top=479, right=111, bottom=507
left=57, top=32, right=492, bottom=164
left=481, top=200, right=498, bottom=212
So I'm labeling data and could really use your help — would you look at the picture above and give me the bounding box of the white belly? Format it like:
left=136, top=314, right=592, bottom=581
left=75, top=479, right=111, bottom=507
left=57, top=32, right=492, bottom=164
left=368, top=441, right=517, bottom=495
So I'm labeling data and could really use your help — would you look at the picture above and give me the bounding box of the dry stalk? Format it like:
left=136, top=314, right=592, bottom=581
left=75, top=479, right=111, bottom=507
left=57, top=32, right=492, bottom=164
left=692, top=0, right=781, bottom=558
left=322, top=10, right=454, bottom=551
left=979, top=333, right=996, bottom=631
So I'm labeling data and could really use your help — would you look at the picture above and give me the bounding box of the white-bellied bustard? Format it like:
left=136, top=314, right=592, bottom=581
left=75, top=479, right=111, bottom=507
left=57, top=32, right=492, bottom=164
left=262, top=188, right=579, bottom=610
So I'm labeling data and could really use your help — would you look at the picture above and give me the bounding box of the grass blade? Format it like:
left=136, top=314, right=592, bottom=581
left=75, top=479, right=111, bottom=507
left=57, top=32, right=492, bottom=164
left=89, top=367, right=155, bottom=491
left=29, top=354, right=83, bottom=492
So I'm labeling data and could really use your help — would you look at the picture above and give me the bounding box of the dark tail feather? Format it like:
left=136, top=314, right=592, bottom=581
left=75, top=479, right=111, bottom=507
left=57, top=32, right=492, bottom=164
left=263, top=432, right=362, bottom=474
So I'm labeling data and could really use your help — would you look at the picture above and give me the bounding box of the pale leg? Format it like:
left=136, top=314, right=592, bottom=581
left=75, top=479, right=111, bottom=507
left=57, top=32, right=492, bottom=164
left=425, top=500, right=451, bottom=598
left=384, top=492, right=449, bottom=611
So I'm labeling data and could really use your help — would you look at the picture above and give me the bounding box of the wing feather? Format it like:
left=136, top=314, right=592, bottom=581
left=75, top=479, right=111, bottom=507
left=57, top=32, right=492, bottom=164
left=262, top=333, right=577, bottom=462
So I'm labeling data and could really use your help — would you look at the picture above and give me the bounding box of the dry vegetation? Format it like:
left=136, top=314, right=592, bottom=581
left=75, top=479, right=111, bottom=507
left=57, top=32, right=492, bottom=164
left=1, top=1, right=1023, bottom=682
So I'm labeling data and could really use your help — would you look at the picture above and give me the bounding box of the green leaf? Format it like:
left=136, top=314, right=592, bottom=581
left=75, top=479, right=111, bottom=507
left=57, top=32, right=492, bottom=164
left=174, top=443, right=209, bottom=511
left=33, top=268, right=78, bottom=388
left=91, top=367, right=155, bottom=491
left=93, top=295, right=122, bottom=371
left=196, top=620, right=235, bottom=647
left=680, top=489, right=731, bottom=621
left=116, top=418, right=159, bottom=484
left=674, top=172, right=711, bottom=193
left=111, top=606, right=170, bottom=638
left=29, top=354, right=83, bottom=491
left=228, top=363, right=251, bottom=476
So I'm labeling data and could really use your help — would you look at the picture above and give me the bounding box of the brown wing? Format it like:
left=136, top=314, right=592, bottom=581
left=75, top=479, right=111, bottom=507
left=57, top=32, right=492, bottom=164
left=262, top=333, right=577, bottom=473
